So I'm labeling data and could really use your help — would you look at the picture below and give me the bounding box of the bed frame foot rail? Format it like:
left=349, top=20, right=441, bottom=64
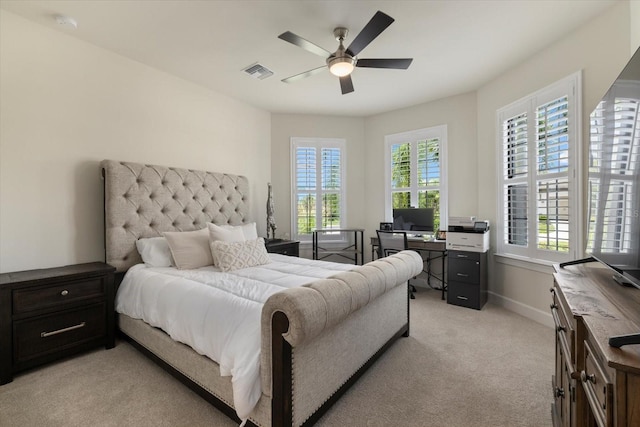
left=271, top=310, right=409, bottom=427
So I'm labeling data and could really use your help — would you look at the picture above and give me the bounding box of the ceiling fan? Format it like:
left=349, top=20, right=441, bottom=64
left=278, top=10, right=413, bottom=95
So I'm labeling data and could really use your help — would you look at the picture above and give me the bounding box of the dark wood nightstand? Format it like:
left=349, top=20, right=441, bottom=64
left=265, top=239, right=300, bottom=257
left=0, top=262, right=115, bottom=385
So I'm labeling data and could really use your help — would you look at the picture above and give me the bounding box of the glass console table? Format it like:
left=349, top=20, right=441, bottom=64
left=312, top=228, right=365, bottom=265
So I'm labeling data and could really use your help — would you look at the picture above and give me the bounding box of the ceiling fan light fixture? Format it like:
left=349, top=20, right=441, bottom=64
left=328, top=56, right=355, bottom=77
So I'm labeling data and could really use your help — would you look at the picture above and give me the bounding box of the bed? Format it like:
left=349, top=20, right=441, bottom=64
left=101, top=160, right=423, bottom=426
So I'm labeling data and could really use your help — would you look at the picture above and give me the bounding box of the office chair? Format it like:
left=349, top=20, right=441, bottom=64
left=376, top=230, right=418, bottom=299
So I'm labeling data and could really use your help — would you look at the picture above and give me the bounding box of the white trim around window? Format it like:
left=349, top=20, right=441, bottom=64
left=384, top=125, right=448, bottom=231
left=495, top=71, right=582, bottom=264
left=290, top=137, right=347, bottom=242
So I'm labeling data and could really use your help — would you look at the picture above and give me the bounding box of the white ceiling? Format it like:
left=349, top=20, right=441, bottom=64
left=1, top=0, right=618, bottom=117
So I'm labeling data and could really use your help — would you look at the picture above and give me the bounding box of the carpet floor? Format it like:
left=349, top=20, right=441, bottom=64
left=0, top=288, right=554, bottom=427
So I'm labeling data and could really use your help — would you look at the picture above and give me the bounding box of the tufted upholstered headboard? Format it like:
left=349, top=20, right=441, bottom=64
left=101, top=160, right=250, bottom=273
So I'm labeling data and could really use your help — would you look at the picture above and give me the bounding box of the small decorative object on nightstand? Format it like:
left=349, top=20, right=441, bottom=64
left=0, top=262, right=115, bottom=385
left=266, top=182, right=277, bottom=240
left=264, top=239, right=299, bottom=257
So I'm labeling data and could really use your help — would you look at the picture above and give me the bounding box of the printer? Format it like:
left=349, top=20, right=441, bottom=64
left=447, top=217, right=490, bottom=253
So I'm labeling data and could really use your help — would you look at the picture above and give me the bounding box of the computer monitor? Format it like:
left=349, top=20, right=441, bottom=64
left=392, top=208, right=435, bottom=232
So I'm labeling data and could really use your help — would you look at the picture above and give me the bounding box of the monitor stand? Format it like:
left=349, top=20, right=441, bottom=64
left=609, top=333, right=640, bottom=348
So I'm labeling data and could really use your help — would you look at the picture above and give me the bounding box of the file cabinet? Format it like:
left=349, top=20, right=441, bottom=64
left=446, top=250, right=487, bottom=310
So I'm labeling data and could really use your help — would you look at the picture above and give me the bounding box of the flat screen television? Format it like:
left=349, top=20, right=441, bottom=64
left=581, top=47, right=640, bottom=348
left=585, top=47, right=640, bottom=291
left=392, top=208, right=434, bottom=232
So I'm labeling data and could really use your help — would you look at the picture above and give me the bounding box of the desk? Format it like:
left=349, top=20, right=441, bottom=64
left=370, top=237, right=447, bottom=300
left=313, top=229, right=365, bottom=265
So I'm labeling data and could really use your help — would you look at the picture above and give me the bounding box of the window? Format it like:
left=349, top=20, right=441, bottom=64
left=291, top=137, right=346, bottom=241
left=497, top=72, right=581, bottom=263
left=385, top=126, right=448, bottom=231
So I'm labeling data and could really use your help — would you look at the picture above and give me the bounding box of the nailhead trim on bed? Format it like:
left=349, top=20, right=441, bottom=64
left=102, top=160, right=250, bottom=272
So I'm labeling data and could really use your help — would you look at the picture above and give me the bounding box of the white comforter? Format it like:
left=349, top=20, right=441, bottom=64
left=115, top=254, right=355, bottom=420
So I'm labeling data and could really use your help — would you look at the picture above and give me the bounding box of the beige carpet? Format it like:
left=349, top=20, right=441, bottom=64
left=0, top=289, right=553, bottom=427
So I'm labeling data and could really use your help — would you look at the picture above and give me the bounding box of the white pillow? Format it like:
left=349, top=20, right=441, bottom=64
left=135, top=237, right=173, bottom=267
left=207, top=223, right=246, bottom=243
left=225, top=222, right=258, bottom=240
left=163, top=228, right=213, bottom=270
left=209, top=238, right=270, bottom=272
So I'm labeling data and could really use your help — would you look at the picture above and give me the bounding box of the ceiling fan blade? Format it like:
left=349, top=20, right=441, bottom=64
left=278, top=31, right=332, bottom=57
left=356, top=58, right=413, bottom=69
left=339, top=75, right=354, bottom=95
left=281, top=65, right=327, bottom=84
left=346, top=11, right=394, bottom=57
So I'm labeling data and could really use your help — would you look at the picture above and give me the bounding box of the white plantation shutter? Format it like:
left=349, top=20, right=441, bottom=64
left=536, top=97, right=570, bottom=253
left=497, top=73, right=581, bottom=262
left=291, top=138, right=346, bottom=241
left=503, top=112, right=528, bottom=247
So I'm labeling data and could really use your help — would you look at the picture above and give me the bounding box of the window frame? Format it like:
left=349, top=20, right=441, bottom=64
left=290, top=137, right=347, bottom=242
left=384, top=125, right=448, bottom=231
left=496, top=72, right=583, bottom=264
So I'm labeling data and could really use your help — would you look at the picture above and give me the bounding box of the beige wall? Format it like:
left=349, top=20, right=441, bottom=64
left=271, top=92, right=476, bottom=263
left=632, top=0, right=640, bottom=54
left=270, top=114, right=365, bottom=256
left=363, top=92, right=478, bottom=249
left=0, top=11, right=271, bottom=273
left=475, top=1, right=632, bottom=324
left=2, top=2, right=636, bottom=324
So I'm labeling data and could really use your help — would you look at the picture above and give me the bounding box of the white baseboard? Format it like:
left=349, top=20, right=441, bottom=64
left=488, top=291, right=554, bottom=329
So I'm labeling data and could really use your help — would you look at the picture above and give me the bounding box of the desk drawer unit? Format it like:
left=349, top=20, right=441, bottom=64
left=447, top=250, right=487, bottom=310
left=0, top=262, right=115, bottom=385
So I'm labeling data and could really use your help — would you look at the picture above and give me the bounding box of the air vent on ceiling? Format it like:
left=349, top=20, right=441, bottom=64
left=242, top=63, right=274, bottom=80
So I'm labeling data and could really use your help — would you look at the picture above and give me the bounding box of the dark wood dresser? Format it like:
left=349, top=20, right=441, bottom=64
left=265, top=239, right=299, bottom=257
left=551, top=262, right=640, bottom=427
left=0, top=262, right=115, bottom=385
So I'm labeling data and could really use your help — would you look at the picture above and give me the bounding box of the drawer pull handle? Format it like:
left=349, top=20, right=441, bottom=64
left=550, top=303, right=557, bottom=309
left=456, top=254, right=468, bottom=258
left=456, top=273, right=469, bottom=277
left=557, top=325, right=566, bottom=333
left=41, top=322, right=86, bottom=338
left=456, top=296, right=468, bottom=301
left=580, top=370, right=596, bottom=384
left=555, top=387, right=565, bottom=398
left=549, top=288, right=555, bottom=294
left=61, top=290, right=69, bottom=296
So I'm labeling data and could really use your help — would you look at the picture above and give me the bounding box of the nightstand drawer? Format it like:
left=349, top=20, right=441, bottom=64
left=265, top=239, right=300, bottom=257
left=14, top=303, right=106, bottom=363
left=274, top=243, right=298, bottom=256
left=13, top=277, right=105, bottom=315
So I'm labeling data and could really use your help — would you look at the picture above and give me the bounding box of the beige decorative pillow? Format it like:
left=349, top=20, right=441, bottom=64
left=163, top=228, right=213, bottom=270
left=210, top=238, right=270, bottom=272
